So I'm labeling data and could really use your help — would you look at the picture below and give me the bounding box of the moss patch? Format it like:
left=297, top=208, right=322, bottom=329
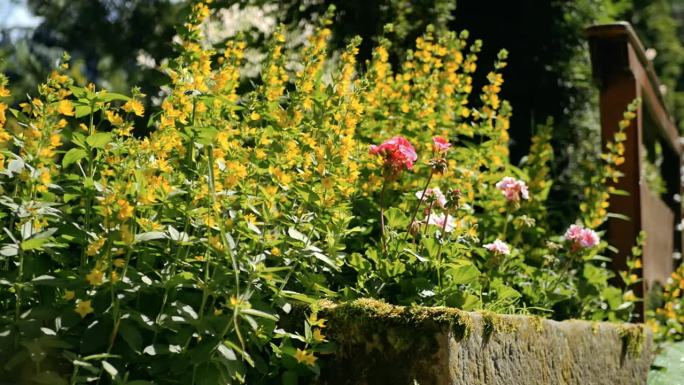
left=319, top=298, right=473, bottom=342
left=617, top=324, right=646, bottom=358
left=315, top=299, right=473, bottom=385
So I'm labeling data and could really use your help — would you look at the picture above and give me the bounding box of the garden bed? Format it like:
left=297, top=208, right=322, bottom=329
left=316, top=299, right=654, bottom=385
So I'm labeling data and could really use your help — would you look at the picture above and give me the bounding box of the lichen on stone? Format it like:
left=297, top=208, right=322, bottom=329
left=617, top=324, right=645, bottom=358
left=529, top=315, right=545, bottom=333
left=479, top=310, right=521, bottom=342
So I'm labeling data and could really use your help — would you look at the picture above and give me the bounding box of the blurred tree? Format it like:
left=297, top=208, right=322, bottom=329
left=629, top=0, right=684, bottom=132
left=1, top=0, right=183, bottom=103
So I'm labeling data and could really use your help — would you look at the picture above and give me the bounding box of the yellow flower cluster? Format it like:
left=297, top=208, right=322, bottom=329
left=581, top=101, right=637, bottom=228
left=649, top=265, right=684, bottom=339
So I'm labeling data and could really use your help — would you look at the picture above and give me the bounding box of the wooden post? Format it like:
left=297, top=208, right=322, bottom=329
left=586, top=23, right=682, bottom=320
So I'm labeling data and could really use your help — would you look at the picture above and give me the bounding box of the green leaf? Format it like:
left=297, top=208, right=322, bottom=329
left=649, top=340, right=684, bottom=385
left=217, top=344, right=237, bottom=361
left=86, top=132, right=113, bottom=149
left=288, top=227, right=308, bottom=244
left=384, top=207, right=409, bottom=228
left=68, top=85, right=88, bottom=99
left=312, top=251, right=339, bottom=270
left=224, top=340, right=254, bottom=367
left=195, top=126, right=218, bottom=145
left=31, top=372, right=68, bottom=385
left=282, top=370, right=298, bottom=385
left=101, top=92, right=130, bottom=102
left=21, top=237, right=49, bottom=251
left=240, top=308, right=278, bottom=321
left=447, top=260, right=480, bottom=285
left=195, top=363, right=220, bottom=385
left=134, top=231, right=167, bottom=243
left=71, top=132, right=87, bottom=148
left=62, top=148, right=88, bottom=168
left=119, top=320, right=143, bottom=353
left=102, top=361, right=118, bottom=379
left=583, top=263, right=609, bottom=286
left=491, top=278, right=521, bottom=303
left=606, top=212, right=631, bottom=221
left=74, top=103, right=100, bottom=118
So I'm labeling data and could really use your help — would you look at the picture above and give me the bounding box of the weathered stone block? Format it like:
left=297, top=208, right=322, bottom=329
left=317, top=299, right=653, bottom=385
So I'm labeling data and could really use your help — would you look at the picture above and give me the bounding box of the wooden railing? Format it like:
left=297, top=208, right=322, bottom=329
left=586, top=22, right=682, bottom=319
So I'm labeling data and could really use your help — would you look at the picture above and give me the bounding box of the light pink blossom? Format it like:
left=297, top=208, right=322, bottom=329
left=564, top=224, right=600, bottom=249
left=426, top=213, right=456, bottom=233
left=432, top=136, right=451, bottom=152
left=416, top=187, right=447, bottom=208
left=495, top=177, right=529, bottom=202
left=484, top=239, right=511, bottom=255
left=370, top=136, right=418, bottom=173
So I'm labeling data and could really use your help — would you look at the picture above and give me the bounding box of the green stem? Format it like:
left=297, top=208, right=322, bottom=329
left=379, top=179, right=388, bottom=256
left=404, top=172, right=433, bottom=242
left=391, top=171, right=434, bottom=260
left=13, top=247, right=25, bottom=348
left=434, top=210, right=452, bottom=294
left=69, top=364, right=80, bottom=385
left=207, top=146, right=244, bottom=349
left=81, top=100, right=96, bottom=268
left=501, top=213, right=510, bottom=241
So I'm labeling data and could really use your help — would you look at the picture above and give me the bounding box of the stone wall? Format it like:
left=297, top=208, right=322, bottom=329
left=316, top=299, right=654, bottom=385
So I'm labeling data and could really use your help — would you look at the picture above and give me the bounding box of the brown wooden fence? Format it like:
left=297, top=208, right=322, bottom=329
left=586, top=22, right=682, bottom=319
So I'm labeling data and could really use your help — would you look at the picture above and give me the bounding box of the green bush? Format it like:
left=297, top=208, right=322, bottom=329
left=0, top=4, right=642, bottom=384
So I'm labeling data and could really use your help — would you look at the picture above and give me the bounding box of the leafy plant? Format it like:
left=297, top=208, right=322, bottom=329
left=0, top=3, right=643, bottom=384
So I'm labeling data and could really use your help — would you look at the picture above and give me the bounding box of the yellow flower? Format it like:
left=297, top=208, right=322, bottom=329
left=294, top=348, right=317, bottom=366
left=105, top=110, right=124, bottom=127
left=63, top=290, right=75, bottom=301
left=75, top=300, right=94, bottom=318
left=270, top=247, right=281, bottom=257
left=113, top=258, right=126, bottom=268
left=120, top=224, right=135, bottom=245
left=250, top=112, right=261, bottom=121
left=308, top=313, right=326, bottom=328
left=117, top=199, right=134, bottom=221
left=38, top=169, right=51, bottom=186
left=87, top=238, right=106, bottom=256
left=123, top=99, right=145, bottom=116
left=57, top=100, right=75, bottom=116
left=312, top=328, right=326, bottom=342
left=623, top=290, right=637, bottom=302
left=86, top=268, right=104, bottom=286
left=244, top=213, right=257, bottom=225
left=208, top=235, right=223, bottom=251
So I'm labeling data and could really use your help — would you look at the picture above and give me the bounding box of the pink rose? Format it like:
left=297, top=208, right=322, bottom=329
left=495, top=177, right=529, bottom=202
left=432, top=136, right=451, bottom=152
left=426, top=213, right=456, bottom=232
left=484, top=239, right=510, bottom=255
left=416, top=187, right=447, bottom=208
left=370, top=136, right=418, bottom=173
left=564, top=224, right=600, bottom=249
